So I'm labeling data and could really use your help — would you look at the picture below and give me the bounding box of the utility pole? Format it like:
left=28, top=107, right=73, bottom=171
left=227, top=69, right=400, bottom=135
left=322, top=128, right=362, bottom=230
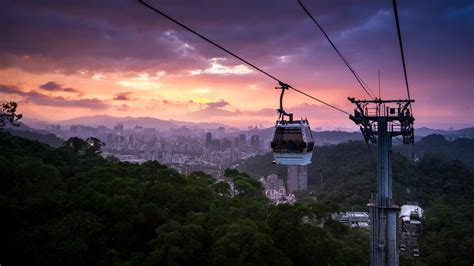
left=348, top=98, right=414, bottom=266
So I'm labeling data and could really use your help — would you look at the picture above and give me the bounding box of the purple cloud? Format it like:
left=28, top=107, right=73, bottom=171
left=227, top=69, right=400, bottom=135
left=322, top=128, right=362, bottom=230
left=2, top=0, right=470, bottom=78
left=39, top=81, right=61, bottom=91
left=0, top=84, right=108, bottom=109
left=0, top=84, right=26, bottom=95
left=206, top=99, right=229, bottom=108
left=39, top=81, right=80, bottom=93
left=113, top=92, right=132, bottom=101
left=116, top=103, right=130, bottom=111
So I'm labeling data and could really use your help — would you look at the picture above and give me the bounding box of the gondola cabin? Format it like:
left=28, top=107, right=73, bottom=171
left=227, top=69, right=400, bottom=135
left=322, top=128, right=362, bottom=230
left=271, top=119, right=314, bottom=165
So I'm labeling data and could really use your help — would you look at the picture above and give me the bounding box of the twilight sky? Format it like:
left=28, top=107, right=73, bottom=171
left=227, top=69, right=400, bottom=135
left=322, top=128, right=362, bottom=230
left=1, top=0, right=472, bottom=129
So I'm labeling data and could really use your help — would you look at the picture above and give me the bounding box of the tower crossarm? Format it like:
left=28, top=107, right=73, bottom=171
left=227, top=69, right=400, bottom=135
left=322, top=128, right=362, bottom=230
left=348, top=98, right=415, bottom=144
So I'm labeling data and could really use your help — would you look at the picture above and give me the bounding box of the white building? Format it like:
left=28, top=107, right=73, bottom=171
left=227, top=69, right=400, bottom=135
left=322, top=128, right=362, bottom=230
left=261, top=174, right=287, bottom=202
left=332, top=212, right=370, bottom=229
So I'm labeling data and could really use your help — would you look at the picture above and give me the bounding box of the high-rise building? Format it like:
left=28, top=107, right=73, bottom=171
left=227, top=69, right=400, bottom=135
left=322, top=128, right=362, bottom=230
left=205, top=132, right=212, bottom=149
left=250, top=135, right=260, bottom=151
left=239, top=134, right=246, bottom=149
left=222, top=138, right=232, bottom=150
left=218, top=126, right=225, bottom=136
left=287, top=165, right=307, bottom=193
left=233, top=137, right=240, bottom=149
left=211, top=139, right=222, bottom=151
left=114, top=123, right=124, bottom=134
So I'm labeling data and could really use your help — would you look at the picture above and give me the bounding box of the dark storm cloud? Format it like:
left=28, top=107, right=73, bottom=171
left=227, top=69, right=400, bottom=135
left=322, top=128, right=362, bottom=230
left=0, top=0, right=385, bottom=72
left=0, top=84, right=109, bottom=109
left=0, top=0, right=472, bottom=90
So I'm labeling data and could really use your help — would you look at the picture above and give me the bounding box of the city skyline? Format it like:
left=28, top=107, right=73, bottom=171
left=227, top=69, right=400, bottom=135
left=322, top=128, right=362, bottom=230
left=1, top=0, right=472, bottom=129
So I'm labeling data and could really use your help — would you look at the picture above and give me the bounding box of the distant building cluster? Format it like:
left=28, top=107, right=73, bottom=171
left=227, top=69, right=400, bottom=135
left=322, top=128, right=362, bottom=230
left=49, top=123, right=270, bottom=178
left=260, top=174, right=296, bottom=205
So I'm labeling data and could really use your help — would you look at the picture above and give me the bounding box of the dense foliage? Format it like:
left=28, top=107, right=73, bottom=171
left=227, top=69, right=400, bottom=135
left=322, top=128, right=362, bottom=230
left=239, top=136, right=474, bottom=265
left=7, top=128, right=64, bottom=147
left=0, top=132, right=369, bottom=265
left=397, top=134, right=474, bottom=166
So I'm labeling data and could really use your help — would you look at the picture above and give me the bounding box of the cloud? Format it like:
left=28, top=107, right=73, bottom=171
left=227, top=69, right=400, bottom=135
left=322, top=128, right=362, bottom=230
left=181, top=98, right=237, bottom=118
left=0, top=0, right=472, bottom=127
left=188, top=107, right=240, bottom=117
left=191, top=88, right=212, bottom=94
left=0, top=84, right=26, bottom=95
left=62, top=87, right=79, bottom=93
left=113, top=92, right=132, bottom=101
left=117, top=72, right=164, bottom=90
left=0, top=84, right=109, bottom=109
left=39, top=81, right=80, bottom=93
left=188, top=99, right=275, bottom=118
left=0, top=0, right=471, bottom=104
left=39, top=81, right=61, bottom=90
left=189, top=106, right=275, bottom=118
left=146, top=98, right=202, bottom=111
left=187, top=101, right=344, bottom=120
left=206, top=99, right=229, bottom=108
left=190, top=59, right=253, bottom=75
left=92, top=74, right=103, bottom=80
left=116, top=103, right=130, bottom=111
left=1, top=0, right=471, bottom=77
left=248, top=108, right=276, bottom=116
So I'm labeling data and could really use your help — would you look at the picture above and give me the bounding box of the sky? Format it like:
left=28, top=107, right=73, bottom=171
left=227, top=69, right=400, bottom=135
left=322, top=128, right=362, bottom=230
left=0, top=0, right=473, bottom=130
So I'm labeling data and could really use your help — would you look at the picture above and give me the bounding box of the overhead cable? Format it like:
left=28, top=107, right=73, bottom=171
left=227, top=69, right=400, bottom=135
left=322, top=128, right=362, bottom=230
left=297, top=0, right=376, bottom=99
left=392, top=0, right=413, bottom=113
left=138, top=0, right=351, bottom=116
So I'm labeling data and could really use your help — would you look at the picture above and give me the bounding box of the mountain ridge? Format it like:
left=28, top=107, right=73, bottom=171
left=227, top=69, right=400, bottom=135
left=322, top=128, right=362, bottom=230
left=58, top=115, right=239, bottom=131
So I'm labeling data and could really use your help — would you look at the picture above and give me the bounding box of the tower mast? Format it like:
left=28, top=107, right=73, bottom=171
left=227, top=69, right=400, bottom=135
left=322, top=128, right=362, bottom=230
left=349, top=98, right=414, bottom=266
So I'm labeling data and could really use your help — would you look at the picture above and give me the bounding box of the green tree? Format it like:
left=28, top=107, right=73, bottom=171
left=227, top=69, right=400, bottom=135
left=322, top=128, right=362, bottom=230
left=14, top=159, right=61, bottom=199
left=209, top=219, right=290, bottom=266
left=146, top=220, right=208, bottom=266
left=0, top=101, right=22, bottom=128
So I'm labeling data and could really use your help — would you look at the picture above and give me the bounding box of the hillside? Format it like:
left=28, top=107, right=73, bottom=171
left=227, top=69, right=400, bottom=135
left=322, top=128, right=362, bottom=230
left=416, top=127, right=474, bottom=138
left=2, top=129, right=472, bottom=265
left=239, top=136, right=473, bottom=208
left=7, top=129, right=63, bottom=147
left=242, top=127, right=364, bottom=145
left=0, top=132, right=369, bottom=265
left=395, top=134, right=474, bottom=166
left=242, top=127, right=473, bottom=148
left=238, top=137, right=474, bottom=265
left=4, top=122, right=63, bottom=147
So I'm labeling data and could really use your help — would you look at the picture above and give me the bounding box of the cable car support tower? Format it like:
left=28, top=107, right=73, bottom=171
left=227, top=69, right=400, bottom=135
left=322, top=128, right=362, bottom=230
left=139, top=1, right=416, bottom=264
left=349, top=98, right=414, bottom=266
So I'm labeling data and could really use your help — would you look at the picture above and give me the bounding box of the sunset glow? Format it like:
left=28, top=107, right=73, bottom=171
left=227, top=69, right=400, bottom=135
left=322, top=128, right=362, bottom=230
left=1, top=0, right=472, bottom=129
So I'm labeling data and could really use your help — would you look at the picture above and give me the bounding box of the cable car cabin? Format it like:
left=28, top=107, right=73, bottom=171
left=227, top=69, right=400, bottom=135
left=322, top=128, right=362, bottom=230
left=271, top=119, right=314, bottom=166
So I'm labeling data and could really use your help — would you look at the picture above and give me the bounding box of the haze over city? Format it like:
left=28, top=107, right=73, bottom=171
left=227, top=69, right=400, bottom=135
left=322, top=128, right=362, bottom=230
left=1, top=0, right=472, bottom=129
